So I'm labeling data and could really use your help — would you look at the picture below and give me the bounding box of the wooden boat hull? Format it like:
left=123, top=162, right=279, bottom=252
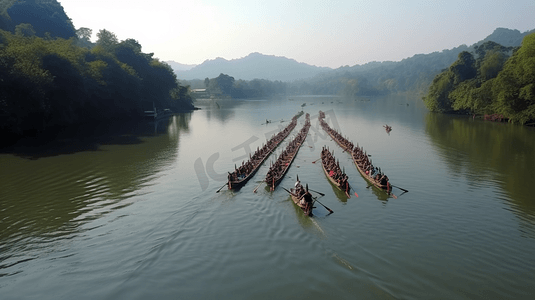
left=270, top=147, right=301, bottom=190
left=352, top=157, right=390, bottom=191
left=267, top=114, right=311, bottom=190
left=228, top=167, right=261, bottom=190
left=320, top=155, right=350, bottom=198
left=289, top=188, right=313, bottom=216
left=228, top=112, right=302, bottom=190
left=322, top=123, right=393, bottom=196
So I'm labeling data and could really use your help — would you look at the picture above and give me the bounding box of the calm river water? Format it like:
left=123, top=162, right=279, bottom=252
left=1, top=95, right=534, bottom=299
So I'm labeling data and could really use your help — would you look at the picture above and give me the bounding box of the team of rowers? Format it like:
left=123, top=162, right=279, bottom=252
left=318, top=111, right=392, bottom=192
left=321, top=146, right=350, bottom=197
left=227, top=112, right=300, bottom=187
left=352, top=145, right=391, bottom=190
left=226, top=109, right=394, bottom=212
left=265, top=113, right=311, bottom=190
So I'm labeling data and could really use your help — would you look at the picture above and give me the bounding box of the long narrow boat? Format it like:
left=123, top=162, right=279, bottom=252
left=318, top=111, right=395, bottom=197
left=351, top=153, right=391, bottom=191
left=265, top=113, right=311, bottom=190
left=320, top=147, right=350, bottom=198
left=227, top=111, right=302, bottom=190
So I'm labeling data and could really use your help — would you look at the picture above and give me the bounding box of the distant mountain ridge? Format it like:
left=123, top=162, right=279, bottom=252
left=166, top=60, right=197, bottom=72
left=172, top=52, right=332, bottom=81
left=476, top=27, right=535, bottom=47
left=170, top=27, right=534, bottom=85
left=298, top=27, right=535, bottom=96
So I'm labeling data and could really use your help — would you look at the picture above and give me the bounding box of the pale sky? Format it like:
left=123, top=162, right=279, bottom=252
left=60, top=0, right=535, bottom=69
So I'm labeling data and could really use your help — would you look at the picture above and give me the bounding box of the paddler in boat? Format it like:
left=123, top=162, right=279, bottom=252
left=380, top=174, right=389, bottom=186
left=299, top=189, right=308, bottom=204
left=295, top=180, right=304, bottom=197
left=301, top=190, right=313, bottom=212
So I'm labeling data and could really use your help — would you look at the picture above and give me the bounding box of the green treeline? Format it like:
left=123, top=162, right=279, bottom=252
left=423, top=33, right=535, bottom=124
left=0, top=29, right=194, bottom=141
left=0, top=0, right=193, bottom=144
left=202, top=73, right=287, bottom=98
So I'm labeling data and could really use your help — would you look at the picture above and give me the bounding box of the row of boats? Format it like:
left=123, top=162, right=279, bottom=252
left=227, top=111, right=303, bottom=190
left=318, top=111, right=396, bottom=198
left=264, top=113, right=311, bottom=191
left=220, top=110, right=403, bottom=216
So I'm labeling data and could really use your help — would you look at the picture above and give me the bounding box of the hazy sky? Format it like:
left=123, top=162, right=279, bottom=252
left=61, top=0, right=535, bottom=68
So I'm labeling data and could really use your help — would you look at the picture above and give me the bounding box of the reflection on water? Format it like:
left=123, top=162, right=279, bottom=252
left=2, top=96, right=535, bottom=299
left=0, top=114, right=191, bottom=275
left=425, top=113, right=535, bottom=235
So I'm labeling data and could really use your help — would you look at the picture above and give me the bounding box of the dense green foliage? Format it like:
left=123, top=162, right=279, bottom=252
left=0, top=0, right=193, bottom=144
left=0, top=29, right=193, bottom=142
left=423, top=34, right=535, bottom=124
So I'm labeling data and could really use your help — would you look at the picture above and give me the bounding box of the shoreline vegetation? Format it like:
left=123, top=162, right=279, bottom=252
left=0, top=28, right=196, bottom=146
left=423, top=34, right=535, bottom=125
left=0, top=1, right=196, bottom=147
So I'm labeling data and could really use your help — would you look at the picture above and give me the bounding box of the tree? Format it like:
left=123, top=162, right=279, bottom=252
left=480, top=50, right=506, bottom=80
left=423, top=71, right=455, bottom=112
left=76, top=27, right=92, bottom=41
left=213, top=73, right=235, bottom=95
left=450, top=51, right=476, bottom=84
left=96, top=29, right=118, bottom=52
left=492, top=33, right=535, bottom=123
left=75, top=27, right=93, bottom=48
left=14, top=23, right=36, bottom=37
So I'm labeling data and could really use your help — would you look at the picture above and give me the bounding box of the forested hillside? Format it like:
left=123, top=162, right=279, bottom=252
left=1, top=0, right=75, bottom=39
left=292, top=28, right=534, bottom=97
left=423, top=33, right=535, bottom=124
left=0, top=0, right=194, bottom=145
left=191, top=28, right=535, bottom=106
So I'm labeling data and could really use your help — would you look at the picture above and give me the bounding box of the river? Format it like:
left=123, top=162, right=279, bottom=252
left=1, top=95, right=534, bottom=299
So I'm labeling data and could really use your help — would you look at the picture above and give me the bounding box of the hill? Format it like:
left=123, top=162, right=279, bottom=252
left=476, top=27, right=535, bottom=47
left=0, top=0, right=75, bottom=39
left=166, top=60, right=197, bottom=72
left=299, top=27, right=535, bottom=96
left=174, top=52, right=332, bottom=81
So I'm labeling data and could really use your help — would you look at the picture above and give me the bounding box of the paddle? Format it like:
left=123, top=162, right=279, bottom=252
left=311, top=158, right=321, bottom=164
left=314, top=198, right=334, bottom=214
left=348, top=183, right=359, bottom=198
left=391, top=184, right=409, bottom=193
left=281, top=187, right=293, bottom=195
left=216, top=182, right=227, bottom=193
left=308, top=188, right=325, bottom=197
left=253, top=181, right=264, bottom=193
